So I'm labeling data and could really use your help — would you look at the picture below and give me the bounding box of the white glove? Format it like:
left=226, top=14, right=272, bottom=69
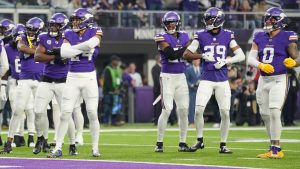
left=214, top=59, right=227, bottom=69
left=202, top=52, right=215, bottom=62
left=0, top=81, right=7, bottom=101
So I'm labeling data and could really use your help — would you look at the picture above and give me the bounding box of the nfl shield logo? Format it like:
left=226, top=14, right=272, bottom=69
left=47, top=40, right=51, bottom=45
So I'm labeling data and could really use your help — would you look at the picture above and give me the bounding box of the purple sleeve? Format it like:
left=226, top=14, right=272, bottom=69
left=154, top=32, right=167, bottom=43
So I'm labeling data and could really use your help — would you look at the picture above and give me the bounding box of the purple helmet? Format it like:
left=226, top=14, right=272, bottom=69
left=203, top=7, right=225, bottom=30
left=48, top=13, right=69, bottom=37
left=0, top=19, right=15, bottom=38
left=70, top=8, right=94, bottom=32
left=162, top=11, right=181, bottom=34
left=263, top=7, right=286, bottom=33
left=26, top=17, right=44, bottom=40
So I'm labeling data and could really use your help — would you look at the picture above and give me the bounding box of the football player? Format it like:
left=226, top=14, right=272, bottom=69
left=0, top=19, right=15, bottom=44
left=33, top=13, right=79, bottom=155
left=247, top=7, right=300, bottom=159
left=183, top=7, right=245, bottom=153
left=47, top=8, right=101, bottom=158
left=154, top=11, right=191, bottom=152
left=0, top=17, right=45, bottom=154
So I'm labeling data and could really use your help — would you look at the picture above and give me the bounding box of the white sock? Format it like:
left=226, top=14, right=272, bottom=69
left=194, top=106, right=205, bottom=138
left=260, top=113, right=271, bottom=140
left=73, top=106, right=84, bottom=137
left=220, top=109, right=230, bottom=143
left=178, top=108, right=188, bottom=143
left=87, top=110, right=99, bottom=151
left=34, top=113, right=45, bottom=137
left=52, top=103, right=60, bottom=141
left=67, top=118, right=76, bottom=145
left=157, top=109, right=171, bottom=142
left=270, top=108, right=282, bottom=140
left=43, top=112, right=49, bottom=139
left=8, top=112, right=22, bottom=138
left=55, top=111, right=72, bottom=150
left=19, top=115, right=25, bottom=137
left=25, top=109, right=35, bottom=135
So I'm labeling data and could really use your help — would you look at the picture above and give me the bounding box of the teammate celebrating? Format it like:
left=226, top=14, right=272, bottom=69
left=183, top=7, right=245, bottom=153
left=247, top=7, right=300, bottom=159
left=47, top=8, right=102, bottom=158
left=33, top=13, right=79, bottom=155
left=0, top=19, right=15, bottom=44
left=0, top=17, right=45, bottom=154
left=154, top=11, right=191, bottom=152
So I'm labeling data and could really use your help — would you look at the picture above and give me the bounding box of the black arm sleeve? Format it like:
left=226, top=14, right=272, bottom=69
left=163, top=46, right=187, bottom=60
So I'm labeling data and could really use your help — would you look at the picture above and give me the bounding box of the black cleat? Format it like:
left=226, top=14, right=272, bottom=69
left=219, top=146, right=233, bottom=154
left=178, top=142, right=193, bottom=152
left=42, top=141, right=50, bottom=153
left=189, top=141, right=205, bottom=152
left=27, top=135, right=35, bottom=147
left=33, top=139, right=44, bottom=154
left=69, top=144, right=78, bottom=156
left=0, top=142, right=12, bottom=154
left=0, top=136, right=3, bottom=146
left=19, top=136, right=25, bottom=147
left=14, top=135, right=21, bottom=147
left=154, top=142, right=163, bottom=152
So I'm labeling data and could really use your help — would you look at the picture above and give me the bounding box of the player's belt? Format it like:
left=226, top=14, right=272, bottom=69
left=42, top=75, right=66, bottom=83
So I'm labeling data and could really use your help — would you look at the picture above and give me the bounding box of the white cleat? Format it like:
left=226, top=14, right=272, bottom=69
left=29, top=142, right=35, bottom=148
left=92, top=149, right=100, bottom=157
left=11, top=143, right=16, bottom=148
left=75, top=134, right=84, bottom=146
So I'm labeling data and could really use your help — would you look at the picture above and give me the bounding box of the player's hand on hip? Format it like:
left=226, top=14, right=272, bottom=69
left=214, top=59, right=227, bottom=69
left=283, top=57, right=296, bottom=68
left=0, top=85, right=7, bottom=101
left=202, top=52, right=215, bottom=62
left=258, top=63, right=274, bottom=74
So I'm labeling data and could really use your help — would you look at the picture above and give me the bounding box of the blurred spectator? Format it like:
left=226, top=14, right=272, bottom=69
left=132, top=0, right=149, bottom=27
left=223, top=0, right=243, bottom=28
left=253, top=0, right=268, bottom=28
left=98, top=0, right=114, bottom=9
left=19, top=0, right=38, bottom=5
left=239, top=0, right=256, bottom=29
left=151, top=55, right=161, bottom=125
left=102, top=55, right=124, bottom=125
left=281, top=0, right=299, bottom=9
left=120, top=64, right=133, bottom=122
left=37, top=0, right=51, bottom=6
left=145, top=0, right=163, bottom=10
left=129, top=63, right=143, bottom=87
left=81, top=0, right=98, bottom=9
left=282, top=69, right=299, bottom=126
left=177, top=0, right=200, bottom=28
left=51, top=0, right=70, bottom=9
left=236, top=81, right=257, bottom=126
left=185, top=59, right=201, bottom=126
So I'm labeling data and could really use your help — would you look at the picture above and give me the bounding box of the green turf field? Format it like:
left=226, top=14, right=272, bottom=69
left=1, top=123, right=299, bottom=169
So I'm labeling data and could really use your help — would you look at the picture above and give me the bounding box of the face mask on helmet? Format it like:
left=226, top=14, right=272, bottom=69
left=162, top=12, right=180, bottom=34
left=0, top=19, right=14, bottom=39
left=263, top=7, right=286, bottom=33
left=203, top=7, right=225, bottom=31
left=70, top=8, right=94, bottom=32
left=12, top=24, right=26, bottom=41
left=48, top=13, right=69, bottom=37
left=26, top=17, right=44, bottom=41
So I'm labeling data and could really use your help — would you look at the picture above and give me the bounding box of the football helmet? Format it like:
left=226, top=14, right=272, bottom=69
left=12, top=24, right=26, bottom=38
left=162, top=11, right=181, bottom=34
left=263, top=7, right=286, bottom=33
left=48, top=13, right=69, bottom=37
left=203, top=7, right=225, bottom=30
left=0, top=19, right=15, bottom=39
left=70, top=8, right=94, bottom=32
left=26, top=17, right=44, bottom=40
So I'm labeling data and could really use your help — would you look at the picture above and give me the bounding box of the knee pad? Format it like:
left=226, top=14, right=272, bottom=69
left=220, top=109, right=230, bottom=120
left=87, top=111, right=98, bottom=122
left=60, top=112, right=72, bottom=122
left=177, top=108, right=188, bottom=117
left=195, top=106, right=205, bottom=117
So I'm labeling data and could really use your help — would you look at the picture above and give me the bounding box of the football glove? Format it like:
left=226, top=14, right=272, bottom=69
left=0, top=80, right=7, bottom=101
left=202, top=52, right=215, bottom=62
left=46, top=48, right=61, bottom=56
left=283, top=57, right=296, bottom=68
left=258, top=63, right=274, bottom=74
left=214, top=59, right=227, bottom=69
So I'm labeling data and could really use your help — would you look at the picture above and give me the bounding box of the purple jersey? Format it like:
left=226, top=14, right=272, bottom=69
left=254, top=31, right=298, bottom=76
left=154, top=31, right=189, bottom=74
left=16, top=34, right=44, bottom=80
left=194, top=29, right=234, bottom=82
left=38, top=32, right=68, bottom=79
left=63, top=27, right=102, bottom=73
left=5, top=43, right=20, bottom=80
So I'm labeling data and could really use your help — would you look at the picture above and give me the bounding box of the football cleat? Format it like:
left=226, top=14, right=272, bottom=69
left=189, top=141, right=205, bottom=152
left=33, top=139, right=44, bottom=154
left=178, top=143, right=193, bottom=152
left=92, top=149, right=100, bottom=157
left=0, top=136, right=3, bottom=146
left=257, top=146, right=272, bottom=158
left=43, top=141, right=50, bottom=153
left=47, top=149, right=62, bottom=158
left=269, top=146, right=284, bottom=159
left=19, top=136, right=25, bottom=147
left=154, top=142, right=163, bottom=152
left=0, top=142, right=12, bottom=154
left=13, top=135, right=20, bottom=147
left=219, top=146, right=233, bottom=154
left=69, top=144, right=78, bottom=156
left=27, top=135, right=35, bottom=147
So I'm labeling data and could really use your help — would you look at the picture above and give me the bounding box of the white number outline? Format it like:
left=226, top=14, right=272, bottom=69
left=262, top=47, right=274, bottom=63
left=203, top=45, right=226, bottom=61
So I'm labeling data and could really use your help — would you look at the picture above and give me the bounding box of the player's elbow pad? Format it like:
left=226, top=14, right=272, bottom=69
left=61, top=43, right=83, bottom=58
left=72, top=37, right=100, bottom=51
left=164, top=46, right=186, bottom=60
left=226, top=48, right=245, bottom=64
left=247, top=50, right=260, bottom=67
